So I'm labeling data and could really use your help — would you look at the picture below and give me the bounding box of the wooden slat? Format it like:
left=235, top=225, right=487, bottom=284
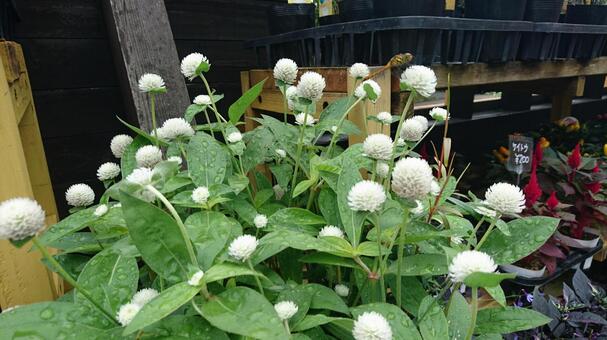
left=252, top=89, right=346, bottom=114
left=249, top=68, right=349, bottom=92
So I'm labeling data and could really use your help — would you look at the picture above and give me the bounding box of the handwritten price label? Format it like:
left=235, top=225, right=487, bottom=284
left=507, top=135, right=534, bottom=174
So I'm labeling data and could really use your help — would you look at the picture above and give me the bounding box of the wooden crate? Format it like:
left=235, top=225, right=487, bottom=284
left=0, top=41, right=62, bottom=309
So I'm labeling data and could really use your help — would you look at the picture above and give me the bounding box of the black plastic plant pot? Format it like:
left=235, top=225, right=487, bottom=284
left=520, top=0, right=562, bottom=61
left=340, top=0, right=374, bottom=22
left=565, top=5, right=607, bottom=25
left=374, top=0, right=444, bottom=18
left=525, top=0, right=563, bottom=22
left=561, top=5, right=607, bottom=60
left=268, top=4, right=315, bottom=35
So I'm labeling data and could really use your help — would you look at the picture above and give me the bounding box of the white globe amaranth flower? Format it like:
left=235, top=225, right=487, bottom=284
left=429, top=107, right=449, bottom=121
left=135, top=145, right=163, bottom=168
left=347, top=180, right=386, bottom=213
left=285, top=86, right=298, bottom=100
left=484, top=182, right=525, bottom=215
left=138, top=73, right=165, bottom=93
left=117, top=303, right=141, bottom=326
left=334, top=284, right=350, bottom=297
left=226, top=131, right=243, bottom=144
left=188, top=270, right=205, bottom=286
left=110, top=134, right=133, bottom=159
left=431, top=180, right=441, bottom=196
left=451, top=236, right=464, bottom=245
left=193, top=94, right=212, bottom=105
left=412, top=200, right=424, bottom=215
left=354, top=80, right=382, bottom=103
left=0, top=198, right=46, bottom=240
left=411, top=115, right=429, bottom=131
left=448, top=250, right=497, bottom=283
left=94, top=204, right=108, bottom=217
left=363, top=134, right=393, bottom=161
left=318, top=225, right=344, bottom=238
left=396, top=138, right=405, bottom=147
left=273, top=185, right=285, bottom=200
left=331, top=126, right=338, bottom=133
left=352, top=311, right=393, bottom=340
left=126, top=167, right=156, bottom=202
left=400, top=118, right=425, bottom=142
left=228, top=235, right=258, bottom=262
left=400, top=65, right=437, bottom=98
left=349, top=63, right=370, bottom=79
left=192, top=186, right=210, bottom=204
left=66, top=184, right=95, bottom=207
left=273, top=58, right=298, bottom=85
left=296, top=71, right=326, bottom=102
left=131, top=288, right=159, bottom=306
left=254, top=214, right=268, bottom=229
left=474, top=205, right=497, bottom=218
left=274, top=301, right=298, bottom=320
left=97, top=162, right=121, bottom=181
left=157, top=118, right=194, bottom=140
left=377, top=111, right=392, bottom=125
left=376, top=161, right=390, bottom=178
left=295, top=113, right=316, bottom=126
left=275, top=149, right=287, bottom=158
left=391, top=157, right=434, bottom=200
left=181, top=52, right=209, bottom=79
left=167, top=156, right=183, bottom=165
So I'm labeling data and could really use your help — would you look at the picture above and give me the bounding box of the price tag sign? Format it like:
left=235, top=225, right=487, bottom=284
left=507, top=135, right=534, bottom=174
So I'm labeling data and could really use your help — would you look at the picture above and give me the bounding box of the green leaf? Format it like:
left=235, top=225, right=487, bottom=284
left=269, top=163, right=293, bottom=189
left=363, top=83, right=378, bottom=101
left=446, top=291, right=471, bottom=340
left=120, top=191, right=192, bottom=281
left=292, top=315, right=349, bottom=332
left=75, top=250, right=138, bottom=314
left=475, top=307, right=552, bottom=335
left=229, top=79, right=266, bottom=123
left=308, top=283, right=350, bottom=315
left=387, top=254, right=448, bottom=276
left=200, top=286, right=288, bottom=339
left=478, top=216, right=560, bottom=264
left=144, top=315, right=228, bottom=339
left=495, top=219, right=510, bottom=236
left=464, top=272, right=515, bottom=288
left=185, top=211, right=242, bottom=270
left=269, top=208, right=326, bottom=227
left=318, top=188, right=340, bottom=226
left=386, top=276, right=429, bottom=317
left=277, top=284, right=314, bottom=325
left=418, top=296, right=449, bottom=340
left=337, top=156, right=365, bottom=246
left=293, top=179, right=315, bottom=198
left=299, top=252, right=360, bottom=269
left=123, top=282, right=200, bottom=335
left=485, top=285, right=507, bottom=307
left=187, top=133, right=228, bottom=187
left=351, top=303, right=422, bottom=340
left=116, top=116, right=164, bottom=147
left=242, top=127, right=274, bottom=172
left=39, top=207, right=96, bottom=246
left=227, top=174, right=250, bottom=194
left=204, top=262, right=265, bottom=283
left=254, top=188, right=275, bottom=208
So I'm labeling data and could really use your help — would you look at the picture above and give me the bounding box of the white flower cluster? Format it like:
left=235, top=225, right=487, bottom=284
left=254, top=214, right=268, bottom=229
left=66, top=184, right=95, bottom=207
left=352, top=311, right=393, bottom=340
left=192, top=186, right=210, bottom=204
left=354, top=80, right=382, bottom=103
left=273, top=58, right=298, bottom=84
left=138, top=73, right=165, bottom=93
left=484, top=182, right=525, bottom=215
left=296, top=71, right=326, bottom=102
left=391, top=157, right=434, bottom=200
left=349, top=63, right=370, bottom=79
left=318, top=225, right=344, bottom=238
left=429, top=107, right=449, bottom=121
left=376, top=162, right=390, bottom=178
left=376, top=111, right=392, bottom=125
left=126, top=167, right=156, bottom=202
left=228, top=235, right=258, bottom=261
left=156, top=118, right=195, bottom=141
left=135, top=145, right=163, bottom=168
left=97, top=162, right=120, bottom=181
left=400, top=65, right=437, bottom=98
left=363, top=134, right=393, bottom=161
left=0, top=198, right=46, bottom=240
left=334, top=284, right=349, bottom=297
left=274, top=301, right=298, bottom=320
left=227, top=131, right=243, bottom=144
left=110, top=134, right=133, bottom=159
left=181, top=52, right=209, bottom=79
left=347, top=180, right=386, bottom=213
left=188, top=270, right=205, bottom=286
left=194, top=95, right=212, bottom=106
left=400, top=115, right=429, bottom=142
left=448, top=250, right=497, bottom=283
left=117, top=288, right=159, bottom=326
left=295, top=113, right=316, bottom=126
left=94, top=204, right=108, bottom=217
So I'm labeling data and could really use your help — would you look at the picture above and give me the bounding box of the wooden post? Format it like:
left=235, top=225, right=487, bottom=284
left=551, top=78, right=579, bottom=121
left=103, top=0, right=190, bottom=131
left=0, top=41, right=61, bottom=309
left=446, top=0, right=456, bottom=11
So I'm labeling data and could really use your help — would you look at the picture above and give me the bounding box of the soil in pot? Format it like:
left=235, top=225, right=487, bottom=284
left=268, top=4, right=315, bottom=35
left=340, top=0, right=374, bottom=22
left=375, top=0, right=444, bottom=18
left=525, top=0, right=563, bottom=22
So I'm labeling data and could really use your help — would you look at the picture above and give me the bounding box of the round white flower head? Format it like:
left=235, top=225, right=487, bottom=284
left=400, top=65, right=437, bottom=98
left=228, top=235, right=258, bottom=261
left=354, top=80, right=382, bottom=103
left=131, top=288, right=159, bottom=306
left=226, top=131, right=243, bottom=144
left=126, top=167, right=155, bottom=202
left=376, top=161, right=390, bottom=178
left=431, top=180, right=441, bottom=196
left=274, top=301, right=298, bottom=320
left=474, top=206, right=497, bottom=218
left=117, top=303, right=141, bottom=326
left=194, top=94, right=212, bottom=105
left=97, top=162, right=121, bottom=181
left=167, top=156, right=183, bottom=165
left=295, top=113, right=316, bottom=126
left=66, top=184, right=95, bottom=207
left=273, top=58, right=298, bottom=85
left=158, top=118, right=194, bottom=140
left=400, top=118, right=425, bottom=142
left=429, top=107, right=449, bottom=121
left=285, top=86, right=298, bottom=100
left=349, top=63, right=370, bottom=79
left=347, top=180, right=386, bottom=213
left=411, top=200, right=424, bottom=215
left=112, top=203, right=122, bottom=209
left=331, top=126, right=338, bottom=133
left=451, top=236, right=464, bottom=245
left=138, top=73, right=165, bottom=93
left=352, top=311, right=393, bottom=340
left=273, top=184, right=285, bottom=200
left=448, top=250, right=497, bottom=283
left=484, top=182, right=525, bottom=215
left=0, top=198, right=46, bottom=240
left=296, top=71, right=326, bottom=102
left=135, top=145, right=163, bottom=168
left=411, top=115, right=429, bottom=131
left=318, top=225, right=344, bottom=238
left=396, top=138, right=405, bottom=147
left=94, top=204, right=108, bottom=217
left=110, top=134, right=133, bottom=159
left=188, top=270, right=205, bottom=286
left=334, top=284, right=350, bottom=297
left=254, top=214, right=268, bottom=229
left=391, top=157, right=433, bottom=200
left=276, top=149, right=287, bottom=158
left=377, top=111, right=392, bottom=125
left=192, top=186, right=210, bottom=204
left=363, top=134, right=393, bottom=161
left=181, top=52, right=209, bottom=79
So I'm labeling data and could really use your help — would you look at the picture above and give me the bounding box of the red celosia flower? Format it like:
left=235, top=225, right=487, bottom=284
left=592, top=164, right=600, bottom=173
left=587, top=182, right=602, bottom=194
left=568, top=143, right=582, bottom=170
left=533, top=142, right=543, bottom=167
left=523, top=168, right=542, bottom=207
left=546, top=191, right=559, bottom=210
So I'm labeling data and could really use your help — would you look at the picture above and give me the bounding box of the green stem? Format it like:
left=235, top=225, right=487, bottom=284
left=476, top=218, right=498, bottom=249
left=289, top=106, right=310, bottom=206
left=247, top=259, right=265, bottom=295
left=32, top=237, right=118, bottom=325
left=283, top=319, right=291, bottom=336
left=150, top=93, right=159, bottom=147
left=305, top=184, right=318, bottom=211
left=200, top=74, right=228, bottom=140
left=396, top=210, right=410, bottom=308
left=362, top=103, right=369, bottom=137
left=389, top=92, right=416, bottom=169
left=147, top=185, right=198, bottom=266
left=466, top=287, right=479, bottom=340
left=238, top=155, right=255, bottom=202
left=372, top=214, right=386, bottom=302
left=203, top=108, right=215, bottom=138
left=282, top=85, right=289, bottom=123
left=326, top=96, right=365, bottom=156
